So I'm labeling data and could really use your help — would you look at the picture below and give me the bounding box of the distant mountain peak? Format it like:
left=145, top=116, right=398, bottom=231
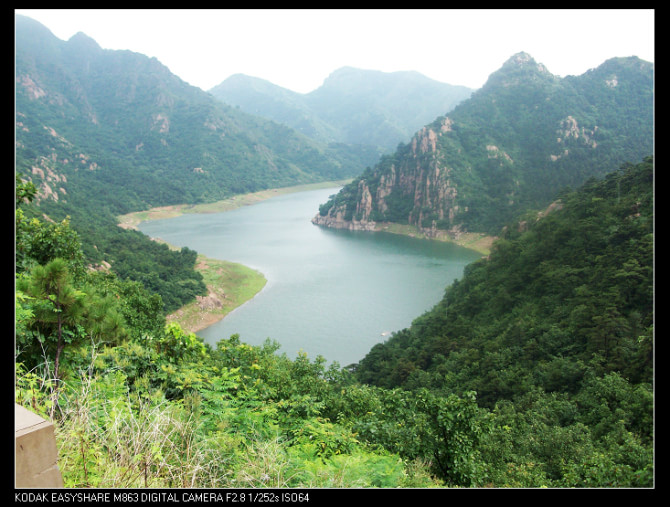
left=313, top=51, right=652, bottom=237
left=502, top=51, right=551, bottom=73
left=504, top=51, right=534, bottom=65
left=209, top=66, right=473, bottom=153
left=66, top=31, right=102, bottom=52
left=482, top=52, right=555, bottom=90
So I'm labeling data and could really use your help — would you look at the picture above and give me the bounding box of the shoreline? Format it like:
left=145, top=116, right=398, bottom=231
left=167, top=254, right=267, bottom=334
left=117, top=179, right=493, bottom=333
left=375, top=223, right=495, bottom=256
left=116, top=180, right=348, bottom=333
left=310, top=216, right=495, bottom=256
left=117, top=180, right=350, bottom=231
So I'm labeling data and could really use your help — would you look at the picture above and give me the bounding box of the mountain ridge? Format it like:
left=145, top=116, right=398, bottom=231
left=14, top=17, right=654, bottom=488
left=313, top=52, right=653, bottom=237
left=15, top=14, right=367, bottom=215
left=209, top=66, right=473, bottom=154
left=14, top=14, right=370, bottom=311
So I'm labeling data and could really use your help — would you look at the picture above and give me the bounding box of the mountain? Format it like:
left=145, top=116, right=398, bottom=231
left=15, top=15, right=366, bottom=217
left=13, top=14, right=369, bottom=312
left=209, top=73, right=341, bottom=147
left=313, top=52, right=653, bottom=236
left=355, top=155, right=653, bottom=404
left=209, top=67, right=473, bottom=155
left=351, top=157, right=653, bottom=486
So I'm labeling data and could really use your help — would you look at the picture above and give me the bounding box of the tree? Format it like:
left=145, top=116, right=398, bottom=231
left=17, top=259, right=127, bottom=391
left=17, top=259, right=87, bottom=387
left=15, top=173, right=37, bottom=206
left=16, top=214, right=87, bottom=280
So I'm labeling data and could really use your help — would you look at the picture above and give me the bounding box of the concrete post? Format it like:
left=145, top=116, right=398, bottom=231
left=15, top=404, right=64, bottom=488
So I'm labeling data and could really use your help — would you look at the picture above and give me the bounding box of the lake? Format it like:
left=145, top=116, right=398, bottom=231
left=138, top=187, right=482, bottom=366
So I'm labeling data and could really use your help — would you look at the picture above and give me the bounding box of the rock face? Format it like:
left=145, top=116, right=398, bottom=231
left=312, top=116, right=465, bottom=239
left=313, top=53, right=653, bottom=236
left=311, top=205, right=378, bottom=232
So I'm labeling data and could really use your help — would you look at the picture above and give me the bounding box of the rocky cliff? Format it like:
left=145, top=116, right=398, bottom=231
left=312, top=118, right=458, bottom=235
left=312, top=116, right=464, bottom=238
left=313, top=53, right=653, bottom=236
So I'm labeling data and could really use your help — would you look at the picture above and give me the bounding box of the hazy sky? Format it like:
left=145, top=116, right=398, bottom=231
left=16, top=9, right=654, bottom=94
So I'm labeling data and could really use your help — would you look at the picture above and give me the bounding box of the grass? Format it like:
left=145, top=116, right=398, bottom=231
left=166, top=255, right=267, bottom=334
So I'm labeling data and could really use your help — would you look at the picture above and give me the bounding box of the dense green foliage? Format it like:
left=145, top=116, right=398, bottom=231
left=16, top=188, right=206, bottom=314
left=442, top=55, right=653, bottom=233
left=15, top=197, right=442, bottom=487
left=317, top=53, right=653, bottom=235
left=16, top=159, right=654, bottom=488
left=15, top=16, right=653, bottom=488
left=15, top=15, right=369, bottom=314
left=354, top=158, right=654, bottom=486
left=356, top=158, right=653, bottom=396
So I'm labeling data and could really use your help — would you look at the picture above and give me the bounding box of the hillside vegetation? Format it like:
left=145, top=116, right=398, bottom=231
left=14, top=15, right=367, bottom=313
left=15, top=15, right=653, bottom=489
left=15, top=157, right=654, bottom=488
left=209, top=67, right=472, bottom=155
left=315, top=53, right=653, bottom=237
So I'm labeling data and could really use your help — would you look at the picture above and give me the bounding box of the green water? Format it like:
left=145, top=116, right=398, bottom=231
left=139, top=187, right=482, bottom=366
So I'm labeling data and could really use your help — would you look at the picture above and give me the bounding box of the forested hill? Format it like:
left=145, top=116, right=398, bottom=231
left=355, top=156, right=653, bottom=404
left=15, top=158, right=654, bottom=488
left=314, top=52, right=653, bottom=236
left=14, top=15, right=370, bottom=312
left=209, top=67, right=473, bottom=155
left=351, top=157, right=654, bottom=485
left=15, top=15, right=365, bottom=212
left=14, top=14, right=654, bottom=487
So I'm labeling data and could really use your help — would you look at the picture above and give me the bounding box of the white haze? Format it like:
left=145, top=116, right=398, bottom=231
left=16, top=9, right=654, bottom=94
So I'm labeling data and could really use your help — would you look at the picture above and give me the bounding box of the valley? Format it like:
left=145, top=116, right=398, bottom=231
left=117, top=179, right=495, bottom=342
left=138, top=186, right=483, bottom=366
left=15, top=13, right=654, bottom=489
left=116, top=180, right=353, bottom=232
